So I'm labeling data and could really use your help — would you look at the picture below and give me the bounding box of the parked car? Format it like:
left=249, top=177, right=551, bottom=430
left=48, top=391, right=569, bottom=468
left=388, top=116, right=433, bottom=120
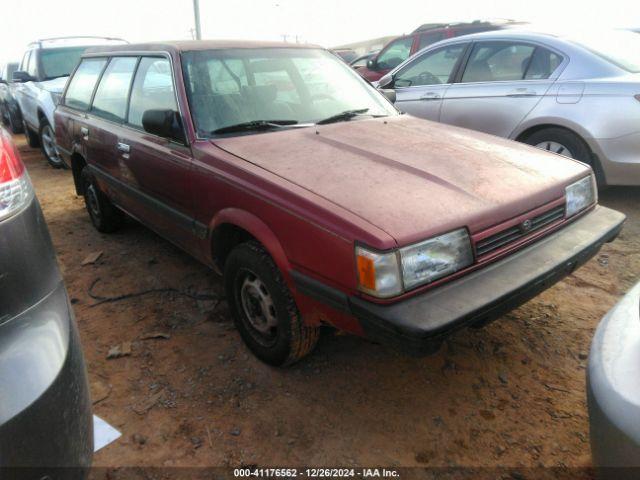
left=588, top=281, right=640, bottom=479
left=357, top=20, right=520, bottom=82
left=13, top=36, right=126, bottom=168
left=0, top=127, right=93, bottom=477
left=378, top=28, right=640, bottom=186
left=350, top=52, right=377, bottom=70
left=0, top=62, right=23, bottom=133
left=55, top=40, right=625, bottom=366
left=332, top=48, right=358, bottom=64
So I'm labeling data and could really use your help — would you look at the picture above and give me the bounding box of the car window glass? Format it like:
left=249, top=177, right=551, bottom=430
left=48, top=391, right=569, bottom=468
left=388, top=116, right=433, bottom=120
left=91, top=57, right=138, bottom=123
left=128, top=57, right=178, bottom=130
left=26, top=51, right=37, bottom=77
left=20, top=51, right=30, bottom=71
left=376, top=37, right=414, bottom=70
left=40, top=47, right=88, bottom=80
left=6, top=63, right=17, bottom=81
left=64, top=58, right=108, bottom=111
left=418, top=32, right=445, bottom=52
left=524, top=48, right=563, bottom=79
left=252, top=59, right=301, bottom=105
left=394, top=44, right=466, bottom=87
left=462, top=42, right=535, bottom=83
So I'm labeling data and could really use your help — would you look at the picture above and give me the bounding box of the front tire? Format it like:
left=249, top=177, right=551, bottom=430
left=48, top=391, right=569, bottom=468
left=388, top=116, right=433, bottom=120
left=23, top=121, right=40, bottom=148
left=81, top=167, right=124, bottom=233
left=39, top=120, right=64, bottom=168
left=224, top=241, right=320, bottom=366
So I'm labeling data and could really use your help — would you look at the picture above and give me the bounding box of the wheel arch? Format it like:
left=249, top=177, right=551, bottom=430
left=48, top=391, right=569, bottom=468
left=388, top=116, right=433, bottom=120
left=70, top=153, right=87, bottom=195
left=210, top=208, right=292, bottom=279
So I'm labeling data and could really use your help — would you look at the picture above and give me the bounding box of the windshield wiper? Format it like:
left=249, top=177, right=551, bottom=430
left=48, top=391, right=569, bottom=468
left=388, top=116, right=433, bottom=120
left=211, top=120, right=299, bottom=135
left=316, top=108, right=374, bottom=125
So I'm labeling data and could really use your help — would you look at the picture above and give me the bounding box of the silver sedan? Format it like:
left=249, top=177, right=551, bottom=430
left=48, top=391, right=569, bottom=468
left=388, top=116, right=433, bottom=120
left=378, top=29, right=640, bottom=186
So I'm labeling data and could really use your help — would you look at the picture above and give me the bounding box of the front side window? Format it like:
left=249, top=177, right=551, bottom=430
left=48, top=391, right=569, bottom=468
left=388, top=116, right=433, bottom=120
left=376, top=37, right=414, bottom=70
left=40, top=47, right=88, bottom=80
left=394, top=44, right=466, bottom=87
left=91, top=57, right=138, bottom=123
left=26, top=51, right=38, bottom=77
left=128, top=57, right=178, bottom=129
left=64, top=58, right=108, bottom=111
left=181, top=48, right=397, bottom=137
left=462, top=42, right=535, bottom=83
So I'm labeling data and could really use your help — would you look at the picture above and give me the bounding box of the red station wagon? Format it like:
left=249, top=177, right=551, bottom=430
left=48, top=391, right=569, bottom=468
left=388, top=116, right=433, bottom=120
left=55, top=41, right=625, bottom=366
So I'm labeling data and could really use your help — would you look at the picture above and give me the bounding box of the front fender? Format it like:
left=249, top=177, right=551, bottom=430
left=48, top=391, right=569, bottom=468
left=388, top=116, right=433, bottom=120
left=210, top=208, right=292, bottom=280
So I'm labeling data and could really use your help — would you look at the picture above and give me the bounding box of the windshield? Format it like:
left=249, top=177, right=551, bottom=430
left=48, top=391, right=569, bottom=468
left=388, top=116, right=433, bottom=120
left=571, top=31, right=640, bottom=73
left=40, top=47, right=88, bottom=79
left=181, top=48, right=397, bottom=137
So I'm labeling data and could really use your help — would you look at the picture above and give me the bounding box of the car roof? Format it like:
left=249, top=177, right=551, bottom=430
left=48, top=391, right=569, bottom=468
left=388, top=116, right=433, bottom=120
left=84, top=40, right=322, bottom=56
left=28, top=36, right=128, bottom=49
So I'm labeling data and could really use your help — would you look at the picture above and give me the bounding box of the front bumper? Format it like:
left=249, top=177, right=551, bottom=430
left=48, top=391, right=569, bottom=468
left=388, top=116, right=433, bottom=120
left=295, top=206, right=625, bottom=354
left=0, top=282, right=93, bottom=479
left=587, top=282, right=640, bottom=478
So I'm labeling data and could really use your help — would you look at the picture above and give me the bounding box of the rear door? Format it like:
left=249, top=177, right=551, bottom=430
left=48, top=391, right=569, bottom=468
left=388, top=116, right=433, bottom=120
left=117, top=55, right=195, bottom=250
left=392, top=43, right=468, bottom=122
left=440, top=41, right=563, bottom=137
left=16, top=50, right=39, bottom=129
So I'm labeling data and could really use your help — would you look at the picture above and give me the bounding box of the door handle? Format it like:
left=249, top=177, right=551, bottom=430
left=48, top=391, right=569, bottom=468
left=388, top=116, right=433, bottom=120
left=80, top=127, right=89, bottom=140
left=116, top=142, right=130, bottom=153
left=419, top=92, right=441, bottom=101
left=507, top=89, right=536, bottom=97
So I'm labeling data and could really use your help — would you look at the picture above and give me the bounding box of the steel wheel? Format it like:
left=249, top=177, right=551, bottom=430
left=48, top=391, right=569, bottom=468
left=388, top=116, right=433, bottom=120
left=534, top=140, right=574, bottom=158
left=86, top=183, right=101, bottom=220
left=238, top=269, right=279, bottom=347
left=41, top=124, right=62, bottom=165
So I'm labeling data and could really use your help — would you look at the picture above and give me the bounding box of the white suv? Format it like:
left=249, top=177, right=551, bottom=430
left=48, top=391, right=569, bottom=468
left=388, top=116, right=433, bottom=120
left=13, top=36, right=126, bottom=167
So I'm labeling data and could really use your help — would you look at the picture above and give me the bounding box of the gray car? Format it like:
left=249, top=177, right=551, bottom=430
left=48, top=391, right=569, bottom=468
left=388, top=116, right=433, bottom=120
left=378, top=29, right=640, bottom=186
left=0, top=62, right=23, bottom=133
left=0, top=127, right=93, bottom=478
left=588, top=281, right=640, bottom=479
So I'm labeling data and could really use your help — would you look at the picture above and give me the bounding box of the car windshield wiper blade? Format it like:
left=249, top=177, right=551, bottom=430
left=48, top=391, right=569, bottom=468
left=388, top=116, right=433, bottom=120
left=316, top=108, right=372, bottom=125
left=211, top=120, right=299, bottom=135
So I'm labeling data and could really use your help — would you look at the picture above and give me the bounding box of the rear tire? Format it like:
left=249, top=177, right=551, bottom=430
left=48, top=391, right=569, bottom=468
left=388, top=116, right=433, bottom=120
left=23, top=121, right=40, bottom=148
left=39, top=120, right=64, bottom=168
left=81, top=167, right=124, bottom=233
left=224, top=241, right=320, bottom=366
left=523, top=127, right=605, bottom=185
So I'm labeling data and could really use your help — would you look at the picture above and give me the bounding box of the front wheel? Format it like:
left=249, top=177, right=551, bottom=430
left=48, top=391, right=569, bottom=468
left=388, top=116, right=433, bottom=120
left=224, top=241, right=320, bottom=366
left=39, top=120, right=64, bottom=168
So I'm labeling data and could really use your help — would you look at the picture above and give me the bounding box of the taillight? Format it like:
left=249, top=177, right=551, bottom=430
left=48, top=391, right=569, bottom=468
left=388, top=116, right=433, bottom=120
left=0, top=129, right=33, bottom=221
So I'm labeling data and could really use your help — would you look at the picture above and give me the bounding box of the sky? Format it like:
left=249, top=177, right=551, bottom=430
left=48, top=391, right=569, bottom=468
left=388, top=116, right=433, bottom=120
left=1, top=0, right=639, bottom=64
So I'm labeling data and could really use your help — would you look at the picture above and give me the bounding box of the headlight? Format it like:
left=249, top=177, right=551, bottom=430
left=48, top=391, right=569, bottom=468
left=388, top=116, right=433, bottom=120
left=355, top=228, right=473, bottom=298
left=565, top=175, right=596, bottom=218
left=355, top=246, right=402, bottom=298
left=400, top=229, right=473, bottom=289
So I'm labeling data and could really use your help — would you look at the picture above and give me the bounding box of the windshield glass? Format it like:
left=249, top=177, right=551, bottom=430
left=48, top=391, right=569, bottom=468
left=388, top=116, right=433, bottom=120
left=571, top=31, right=640, bottom=73
left=181, top=48, right=397, bottom=136
left=40, top=47, right=88, bottom=79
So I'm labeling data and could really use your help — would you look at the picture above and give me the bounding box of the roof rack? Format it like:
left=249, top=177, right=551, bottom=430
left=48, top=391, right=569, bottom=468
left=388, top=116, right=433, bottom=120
left=28, top=36, right=128, bottom=48
left=412, top=19, right=521, bottom=34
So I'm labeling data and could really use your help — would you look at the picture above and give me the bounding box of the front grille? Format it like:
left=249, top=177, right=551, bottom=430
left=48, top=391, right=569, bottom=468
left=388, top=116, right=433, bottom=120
left=476, top=205, right=565, bottom=257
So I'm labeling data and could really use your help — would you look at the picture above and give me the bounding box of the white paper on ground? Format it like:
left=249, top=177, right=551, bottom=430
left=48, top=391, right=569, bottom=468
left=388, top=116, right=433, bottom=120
left=93, top=415, right=121, bottom=452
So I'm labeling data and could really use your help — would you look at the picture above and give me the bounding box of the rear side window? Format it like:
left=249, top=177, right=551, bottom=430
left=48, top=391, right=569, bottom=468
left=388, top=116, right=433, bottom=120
left=91, top=57, right=138, bottom=122
left=524, top=48, right=563, bottom=79
left=462, top=42, right=535, bottom=83
left=127, top=57, right=177, bottom=128
left=65, top=58, right=108, bottom=111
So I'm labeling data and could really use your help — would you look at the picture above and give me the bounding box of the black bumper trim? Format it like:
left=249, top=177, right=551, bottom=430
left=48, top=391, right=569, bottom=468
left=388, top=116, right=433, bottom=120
left=293, top=206, right=625, bottom=355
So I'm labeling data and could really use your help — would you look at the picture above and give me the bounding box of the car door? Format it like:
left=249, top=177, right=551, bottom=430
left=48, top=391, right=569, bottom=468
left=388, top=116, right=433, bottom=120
left=391, top=43, right=468, bottom=121
left=440, top=41, right=563, bottom=138
left=119, top=55, right=196, bottom=251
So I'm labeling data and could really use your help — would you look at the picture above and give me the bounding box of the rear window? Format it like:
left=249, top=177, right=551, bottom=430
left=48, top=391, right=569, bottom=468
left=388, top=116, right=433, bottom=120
left=40, top=47, right=88, bottom=80
left=570, top=30, right=640, bottom=73
left=64, top=58, right=107, bottom=111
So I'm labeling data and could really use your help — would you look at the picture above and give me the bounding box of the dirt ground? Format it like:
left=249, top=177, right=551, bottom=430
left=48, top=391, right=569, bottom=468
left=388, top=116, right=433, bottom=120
left=16, top=133, right=640, bottom=477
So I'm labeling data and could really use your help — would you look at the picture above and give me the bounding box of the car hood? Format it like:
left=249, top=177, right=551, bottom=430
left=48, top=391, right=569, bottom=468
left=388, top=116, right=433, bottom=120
left=40, top=76, right=68, bottom=94
left=214, top=115, right=591, bottom=246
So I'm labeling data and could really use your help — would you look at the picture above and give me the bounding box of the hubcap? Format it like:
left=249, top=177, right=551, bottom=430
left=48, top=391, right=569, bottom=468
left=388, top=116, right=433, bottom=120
left=86, top=184, right=101, bottom=218
left=535, top=141, right=574, bottom=159
left=239, top=271, right=278, bottom=344
left=42, top=125, right=61, bottom=163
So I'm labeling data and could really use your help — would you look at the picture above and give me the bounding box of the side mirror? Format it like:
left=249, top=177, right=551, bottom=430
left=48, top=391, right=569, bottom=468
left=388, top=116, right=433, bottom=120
left=380, top=89, right=396, bottom=104
left=142, top=109, right=185, bottom=144
left=366, top=58, right=377, bottom=71
left=378, top=73, right=394, bottom=89
left=12, top=71, right=34, bottom=83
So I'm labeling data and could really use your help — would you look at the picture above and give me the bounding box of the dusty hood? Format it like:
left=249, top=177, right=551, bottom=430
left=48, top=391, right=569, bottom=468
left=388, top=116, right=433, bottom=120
left=214, top=115, right=591, bottom=245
